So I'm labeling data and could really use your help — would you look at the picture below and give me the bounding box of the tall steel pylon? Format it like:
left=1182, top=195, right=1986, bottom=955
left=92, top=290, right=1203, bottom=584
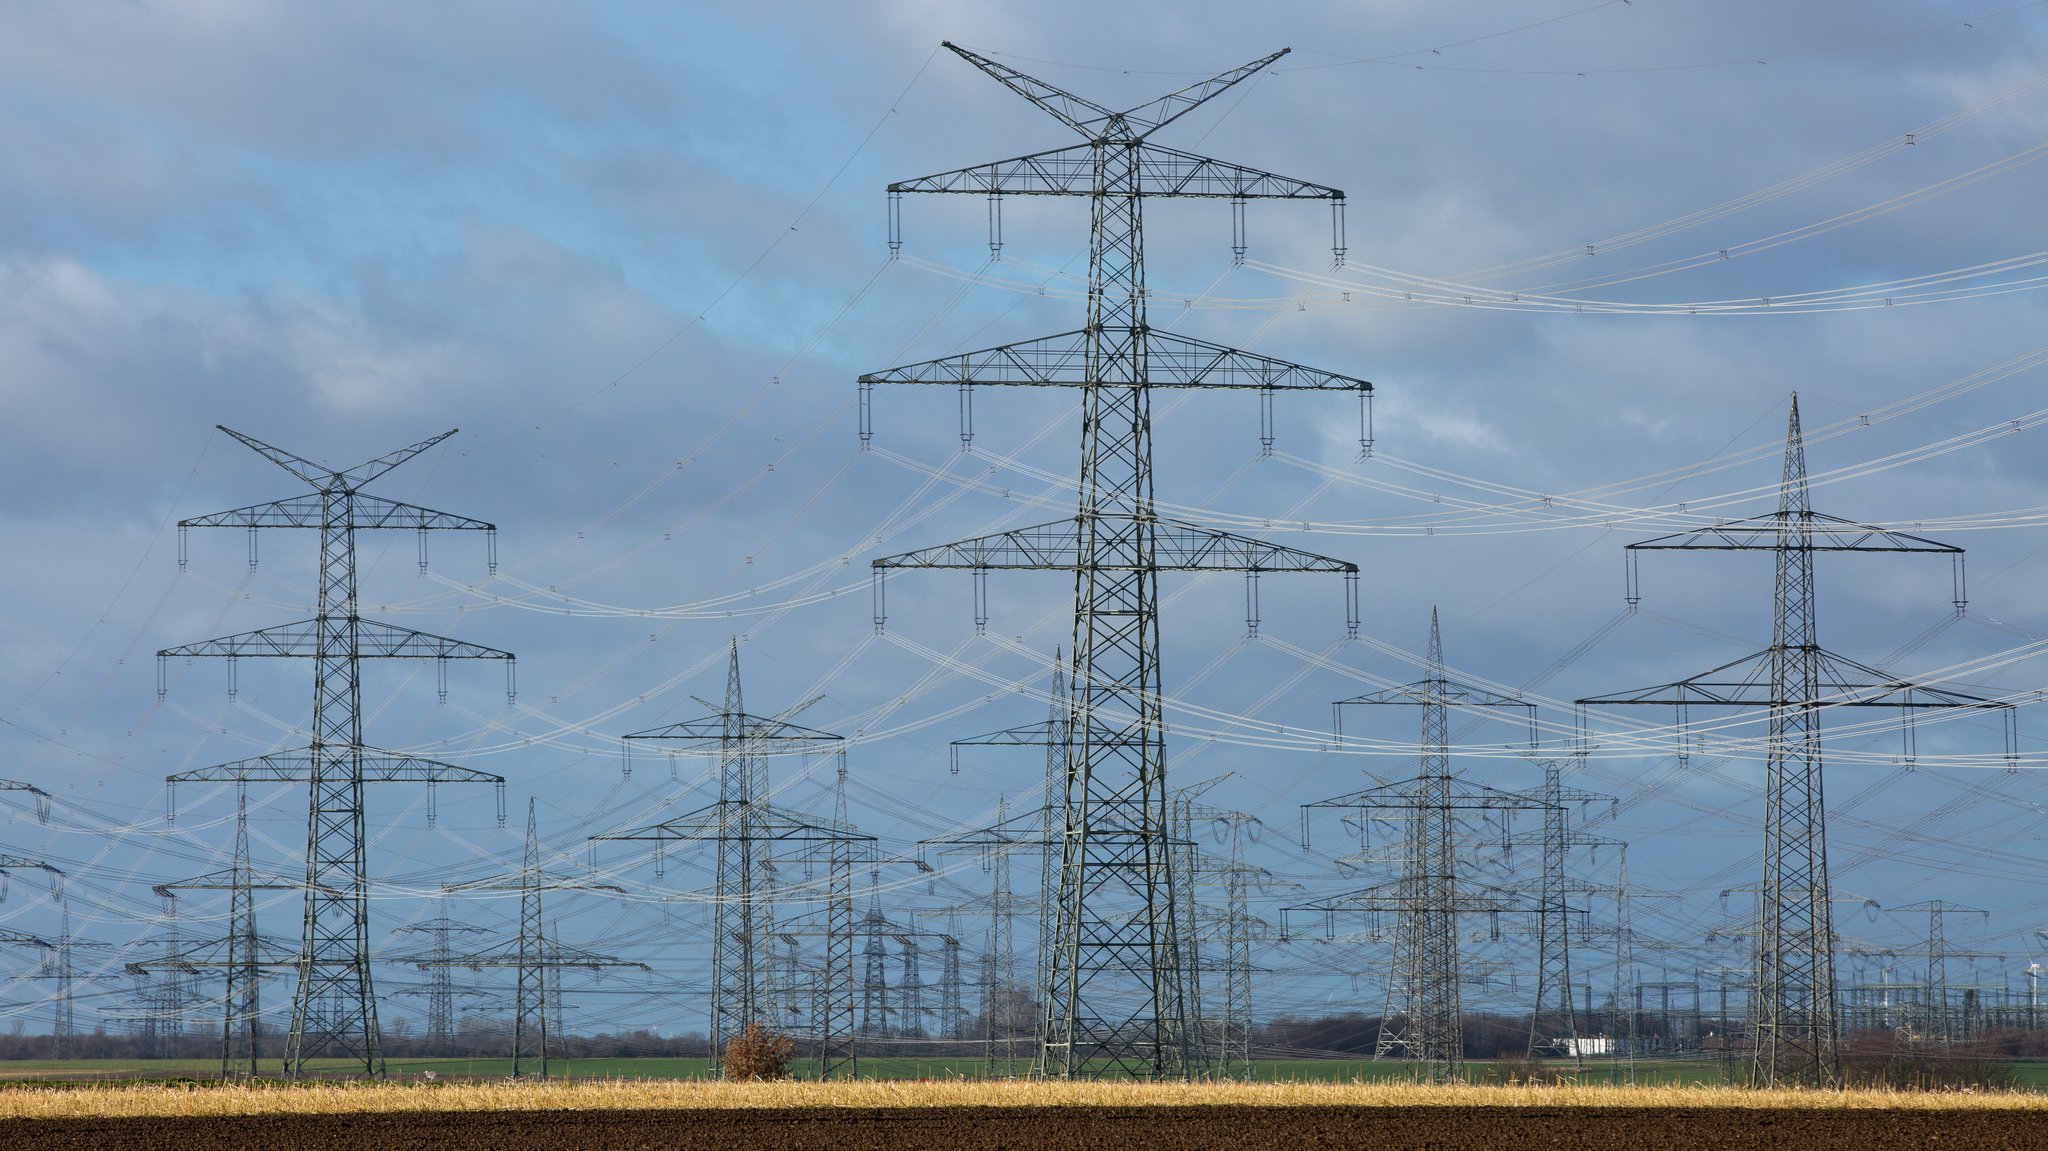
left=1577, top=396, right=2011, bottom=1087
left=1297, top=610, right=1544, bottom=1082
left=864, top=42, right=1368, bottom=1081
left=158, top=426, right=514, bottom=1076
left=594, top=642, right=869, bottom=1077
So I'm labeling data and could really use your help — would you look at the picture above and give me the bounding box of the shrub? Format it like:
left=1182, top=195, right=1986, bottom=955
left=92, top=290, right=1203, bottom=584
left=1482, top=1051, right=1569, bottom=1085
left=723, top=1022, right=797, bottom=1081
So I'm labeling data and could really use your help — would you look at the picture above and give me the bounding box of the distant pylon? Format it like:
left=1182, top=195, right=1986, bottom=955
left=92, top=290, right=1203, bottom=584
left=864, top=44, right=1367, bottom=1080
left=1578, top=396, right=2013, bottom=1087
left=593, top=643, right=869, bottom=1077
left=1521, top=757, right=1618, bottom=1062
left=860, top=894, right=890, bottom=1037
left=1892, top=900, right=1991, bottom=1045
left=441, top=798, right=638, bottom=1079
left=1299, top=610, right=1544, bottom=1083
left=394, top=909, right=487, bottom=1054
left=158, top=426, right=513, bottom=1077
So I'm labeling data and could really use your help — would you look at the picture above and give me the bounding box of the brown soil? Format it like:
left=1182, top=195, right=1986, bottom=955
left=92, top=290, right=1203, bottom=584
left=3, top=1105, right=2043, bottom=1150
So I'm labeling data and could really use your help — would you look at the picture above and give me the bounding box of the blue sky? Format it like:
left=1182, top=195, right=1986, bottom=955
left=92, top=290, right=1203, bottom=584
left=6, top=1, right=2048, bottom=1044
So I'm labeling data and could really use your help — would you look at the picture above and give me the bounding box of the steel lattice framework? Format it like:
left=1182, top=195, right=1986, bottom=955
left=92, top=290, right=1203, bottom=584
left=863, top=42, right=1368, bottom=1081
left=141, top=793, right=300, bottom=1077
left=393, top=912, right=488, bottom=1054
left=594, top=643, right=870, bottom=1078
left=1518, top=758, right=1618, bottom=1062
left=438, top=799, right=638, bottom=1079
left=1298, top=611, right=1544, bottom=1082
left=1577, top=397, right=2013, bottom=1087
left=158, top=426, right=513, bottom=1076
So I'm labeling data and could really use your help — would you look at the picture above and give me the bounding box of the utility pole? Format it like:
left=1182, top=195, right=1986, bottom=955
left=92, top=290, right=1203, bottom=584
left=593, top=644, right=870, bottom=1077
left=864, top=43, right=1367, bottom=1080
left=1300, top=611, right=1543, bottom=1082
left=1577, top=397, right=2010, bottom=1087
left=158, top=426, right=513, bottom=1077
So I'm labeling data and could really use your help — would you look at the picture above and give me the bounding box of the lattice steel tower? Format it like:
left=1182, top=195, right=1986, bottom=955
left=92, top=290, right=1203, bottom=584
left=159, top=427, right=514, bottom=1076
left=863, top=42, right=1368, bottom=1080
left=1297, top=610, right=1543, bottom=1082
left=147, top=792, right=299, bottom=1077
left=1578, top=397, right=2010, bottom=1087
left=594, top=642, right=866, bottom=1077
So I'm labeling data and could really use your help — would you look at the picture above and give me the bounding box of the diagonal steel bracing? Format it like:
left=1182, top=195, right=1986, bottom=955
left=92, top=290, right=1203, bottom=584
left=1576, top=397, right=2012, bottom=1087
left=159, top=426, right=511, bottom=1077
left=864, top=42, right=1368, bottom=1081
left=594, top=643, right=872, bottom=1079
left=437, top=799, right=641, bottom=1080
left=1304, top=610, right=1543, bottom=1082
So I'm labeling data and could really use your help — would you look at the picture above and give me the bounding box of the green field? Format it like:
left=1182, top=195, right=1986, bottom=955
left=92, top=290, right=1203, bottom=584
left=3, top=1055, right=2044, bottom=1088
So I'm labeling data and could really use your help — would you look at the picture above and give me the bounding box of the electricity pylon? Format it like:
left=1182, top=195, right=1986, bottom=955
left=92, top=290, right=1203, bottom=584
left=394, top=911, right=489, bottom=1053
left=1577, top=396, right=2012, bottom=1087
left=1892, top=900, right=1991, bottom=1044
left=158, top=426, right=515, bottom=1077
left=1517, top=757, right=1619, bottom=1061
left=441, top=798, right=638, bottom=1079
left=1193, top=808, right=1266, bottom=1080
left=146, top=792, right=299, bottom=1076
left=925, top=655, right=1074, bottom=1072
left=1300, top=610, right=1544, bottom=1082
left=863, top=42, right=1368, bottom=1081
left=594, top=643, right=870, bottom=1077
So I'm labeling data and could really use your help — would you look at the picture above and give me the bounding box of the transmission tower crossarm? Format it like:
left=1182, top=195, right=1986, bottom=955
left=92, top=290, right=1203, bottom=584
left=216, top=425, right=459, bottom=491
left=1337, top=681, right=1530, bottom=709
left=160, top=619, right=514, bottom=663
left=593, top=808, right=878, bottom=847
left=1303, top=776, right=1543, bottom=813
left=891, top=142, right=1341, bottom=202
left=169, top=749, right=506, bottom=786
left=874, top=517, right=1355, bottom=572
left=180, top=493, right=494, bottom=533
left=1285, top=881, right=1543, bottom=917
left=623, top=714, right=844, bottom=744
left=0, top=854, right=64, bottom=903
left=861, top=330, right=1367, bottom=392
left=0, top=780, right=52, bottom=823
left=938, top=42, right=1117, bottom=137
left=1574, top=646, right=2010, bottom=709
left=939, top=42, right=1289, bottom=144
left=1629, top=511, right=1963, bottom=555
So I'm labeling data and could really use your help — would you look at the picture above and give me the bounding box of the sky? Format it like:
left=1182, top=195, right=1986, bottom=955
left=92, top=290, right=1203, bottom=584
left=5, top=0, right=2048, bottom=1045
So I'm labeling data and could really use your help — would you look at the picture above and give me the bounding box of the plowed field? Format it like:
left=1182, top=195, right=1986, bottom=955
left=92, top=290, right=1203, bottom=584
left=5, top=1105, right=2045, bottom=1150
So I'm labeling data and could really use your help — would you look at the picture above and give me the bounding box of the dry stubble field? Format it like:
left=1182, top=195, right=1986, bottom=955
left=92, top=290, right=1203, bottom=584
left=5, top=1080, right=2048, bottom=1149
